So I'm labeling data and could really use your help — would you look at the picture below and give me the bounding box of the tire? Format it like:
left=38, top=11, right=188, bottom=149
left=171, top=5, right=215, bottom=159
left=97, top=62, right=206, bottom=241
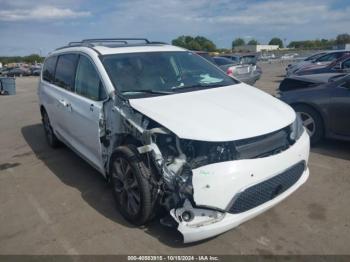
left=110, top=145, right=154, bottom=226
left=41, top=109, right=60, bottom=148
left=293, top=104, right=324, bottom=145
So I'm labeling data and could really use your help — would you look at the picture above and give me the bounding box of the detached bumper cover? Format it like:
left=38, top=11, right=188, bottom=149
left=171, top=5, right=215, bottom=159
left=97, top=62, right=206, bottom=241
left=171, top=131, right=310, bottom=243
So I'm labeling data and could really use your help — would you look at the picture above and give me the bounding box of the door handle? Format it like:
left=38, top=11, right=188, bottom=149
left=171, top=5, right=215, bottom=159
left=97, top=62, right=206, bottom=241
left=58, top=99, right=72, bottom=111
left=90, top=104, right=94, bottom=112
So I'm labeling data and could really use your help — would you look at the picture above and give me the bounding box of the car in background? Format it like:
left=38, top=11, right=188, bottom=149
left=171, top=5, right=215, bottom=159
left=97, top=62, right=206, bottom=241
left=286, top=50, right=350, bottom=76
left=196, top=52, right=261, bottom=85
left=294, top=55, right=350, bottom=80
left=278, top=74, right=350, bottom=144
left=31, top=67, right=42, bottom=76
left=213, top=56, right=261, bottom=85
left=286, top=52, right=326, bottom=71
left=221, top=53, right=258, bottom=65
left=6, top=67, right=31, bottom=77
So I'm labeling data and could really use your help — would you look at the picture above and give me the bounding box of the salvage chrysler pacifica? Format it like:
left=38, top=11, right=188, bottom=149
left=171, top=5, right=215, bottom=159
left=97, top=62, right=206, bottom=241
left=38, top=38, right=310, bottom=243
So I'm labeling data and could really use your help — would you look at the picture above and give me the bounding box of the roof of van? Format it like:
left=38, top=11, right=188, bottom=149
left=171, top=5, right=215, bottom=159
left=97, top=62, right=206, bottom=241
left=93, top=44, right=185, bottom=55
left=53, top=38, right=187, bottom=55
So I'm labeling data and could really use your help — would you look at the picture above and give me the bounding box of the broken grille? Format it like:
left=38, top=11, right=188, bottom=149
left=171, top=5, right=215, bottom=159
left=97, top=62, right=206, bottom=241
left=227, top=161, right=306, bottom=214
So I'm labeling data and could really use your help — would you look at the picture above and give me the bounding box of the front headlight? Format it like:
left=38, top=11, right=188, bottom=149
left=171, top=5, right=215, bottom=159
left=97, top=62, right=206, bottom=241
left=290, top=114, right=304, bottom=141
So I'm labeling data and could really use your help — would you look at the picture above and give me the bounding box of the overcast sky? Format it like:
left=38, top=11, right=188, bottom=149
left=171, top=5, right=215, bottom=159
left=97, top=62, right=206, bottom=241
left=0, top=0, right=349, bottom=56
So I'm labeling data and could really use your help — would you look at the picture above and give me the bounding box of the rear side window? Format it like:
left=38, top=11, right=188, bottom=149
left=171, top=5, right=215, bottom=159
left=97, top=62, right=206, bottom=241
left=75, top=55, right=106, bottom=101
left=43, top=56, right=57, bottom=83
left=54, top=54, right=79, bottom=91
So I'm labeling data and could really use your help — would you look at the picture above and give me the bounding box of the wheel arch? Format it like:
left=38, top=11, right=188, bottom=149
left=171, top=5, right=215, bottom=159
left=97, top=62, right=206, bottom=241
left=106, top=135, right=143, bottom=182
left=40, top=104, right=46, bottom=116
left=289, top=102, right=328, bottom=135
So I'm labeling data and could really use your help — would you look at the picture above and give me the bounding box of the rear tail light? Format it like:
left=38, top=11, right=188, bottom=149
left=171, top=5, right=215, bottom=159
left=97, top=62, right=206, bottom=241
left=227, top=67, right=233, bottom=76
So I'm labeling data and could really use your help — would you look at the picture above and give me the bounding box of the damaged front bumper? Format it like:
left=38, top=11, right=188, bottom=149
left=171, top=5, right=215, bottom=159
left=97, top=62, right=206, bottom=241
left=170, top=131, right=310, bottom=243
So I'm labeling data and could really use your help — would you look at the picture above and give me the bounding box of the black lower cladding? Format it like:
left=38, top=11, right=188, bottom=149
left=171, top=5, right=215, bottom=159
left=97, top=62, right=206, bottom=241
left=228, top=161, right=306, bottom=214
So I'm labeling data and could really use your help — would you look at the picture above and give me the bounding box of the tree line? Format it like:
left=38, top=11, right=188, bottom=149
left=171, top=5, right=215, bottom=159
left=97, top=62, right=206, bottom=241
left=1, top=34, right=349, bottom=65
left=172, top=33, right=350, bottom=52
left=0, top=54, right=44, bottom=65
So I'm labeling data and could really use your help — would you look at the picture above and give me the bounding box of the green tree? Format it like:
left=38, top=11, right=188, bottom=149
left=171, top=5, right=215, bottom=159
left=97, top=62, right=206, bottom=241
left=171, top=35, right=216, bottom=51
left=232, top=38, right=245, bottom=49
left=23, top=54, right=44, bottom=64
left=336, top=34, right=350, bottom=45
left=268, top=37, right=284, bottom=48
left=247, top=39, right=259, bottom=45
left=194, top=36, right=216, bottom=52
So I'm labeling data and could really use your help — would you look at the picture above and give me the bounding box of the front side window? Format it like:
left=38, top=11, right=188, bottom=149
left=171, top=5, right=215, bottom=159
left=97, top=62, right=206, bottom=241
left=75, top=55, right=107, bottom=101
left=305, top=53, right=324, bottom=61
left=342, top=59, right=350, bottom=69
left=54, top=54, right=79, bottom=91
left=316, top=52, right=344, bottom=62
left=43, top=56, right=57, bottom=83
left=102, top=51, right=238, bottom=98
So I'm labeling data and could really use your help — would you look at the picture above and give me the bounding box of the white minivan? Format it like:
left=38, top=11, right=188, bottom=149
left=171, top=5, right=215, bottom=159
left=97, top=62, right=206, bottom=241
left=38, top=38, right=310, bottom=243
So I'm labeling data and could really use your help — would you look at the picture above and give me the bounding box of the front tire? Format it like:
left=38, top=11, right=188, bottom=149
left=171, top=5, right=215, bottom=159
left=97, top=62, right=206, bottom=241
left=293, top=104, right=324, bottom=144
left=110, top=146, right=154, bottom=226
left=42, top=110, right=60, bottom=148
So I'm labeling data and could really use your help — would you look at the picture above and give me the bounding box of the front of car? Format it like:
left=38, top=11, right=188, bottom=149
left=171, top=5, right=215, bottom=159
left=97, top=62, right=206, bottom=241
left=100, top=46, right=310, bottom=243
left=129, top=83, right=309, bottom=243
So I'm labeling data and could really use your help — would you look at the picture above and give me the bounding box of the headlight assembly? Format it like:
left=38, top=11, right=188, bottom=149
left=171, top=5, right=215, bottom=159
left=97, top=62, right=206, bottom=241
left=290, top=114, right=304, bottom=142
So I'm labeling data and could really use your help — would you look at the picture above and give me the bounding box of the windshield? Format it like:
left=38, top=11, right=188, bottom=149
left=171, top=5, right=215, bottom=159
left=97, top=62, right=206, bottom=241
left=305, top=53, right=325, bottom=61
left=213, top=57, right=235, bottom=66
left=241, top=55, right=257, bottom=65
left=102, top=51, right=238, bottom=97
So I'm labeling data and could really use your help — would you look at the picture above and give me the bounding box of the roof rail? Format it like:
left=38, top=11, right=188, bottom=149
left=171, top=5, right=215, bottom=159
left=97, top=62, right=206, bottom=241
left=55, top=38, right=166, bottom=51
left=81, top=38, right=150, bottom=44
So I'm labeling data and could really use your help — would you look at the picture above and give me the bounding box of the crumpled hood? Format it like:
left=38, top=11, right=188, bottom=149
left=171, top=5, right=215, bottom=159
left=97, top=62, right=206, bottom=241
left=129, top=83, right=295, bottom=141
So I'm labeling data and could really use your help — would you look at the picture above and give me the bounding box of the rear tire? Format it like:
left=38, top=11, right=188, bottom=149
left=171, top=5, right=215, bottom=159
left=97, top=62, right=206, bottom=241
left=293, top=104, right=324, bottom=145
left=110, top=145, right=154, bottom=226
left=42, top=109, right=60, bottom=148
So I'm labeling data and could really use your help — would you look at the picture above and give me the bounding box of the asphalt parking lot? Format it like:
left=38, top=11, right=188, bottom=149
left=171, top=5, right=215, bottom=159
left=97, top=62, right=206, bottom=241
left=1, top=62, right=350, bottom=255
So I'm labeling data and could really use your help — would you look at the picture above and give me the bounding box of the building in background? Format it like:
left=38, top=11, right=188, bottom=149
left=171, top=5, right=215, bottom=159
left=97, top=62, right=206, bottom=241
left=234, top=44, right=279, bottom=52
left=333, top=44, right=350, bottom=50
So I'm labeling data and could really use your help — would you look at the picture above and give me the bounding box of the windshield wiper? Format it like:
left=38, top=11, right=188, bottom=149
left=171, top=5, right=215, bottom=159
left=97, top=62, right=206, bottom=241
left=121, top=89, right=174, bottom=95
left=171, top=83, right=226, bottom=90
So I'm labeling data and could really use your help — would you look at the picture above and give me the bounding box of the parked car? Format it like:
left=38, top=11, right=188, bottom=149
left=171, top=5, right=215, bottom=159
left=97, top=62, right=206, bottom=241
left=6, top=67, right=31, bottom=77
left=31, top=68, right=42, bottom=76
left=278, top=74, right=350, bottom=144
left=294, top=54, right=350, bottom=78
left=286, top=50, right=350, bottom=76
left=195, top=52, right=261, bottom=85
left=39, top=38, right=310, bottom=243
left=220, top=53, right=258, bottom=65
left=286, top=52, right=326, bottom=71
left=212, top=56, right=261, bottom=85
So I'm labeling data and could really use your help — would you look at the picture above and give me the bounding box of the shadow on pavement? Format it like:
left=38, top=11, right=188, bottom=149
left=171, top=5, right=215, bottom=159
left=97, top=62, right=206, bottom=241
left=21, top=123, right=196, bottom=248
left=311, top=138, right=350, bottom=161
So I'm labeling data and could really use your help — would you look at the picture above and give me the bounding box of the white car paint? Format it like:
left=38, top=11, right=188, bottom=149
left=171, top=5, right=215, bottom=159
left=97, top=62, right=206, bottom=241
left=130, top=83, right=295, bottom=141
left=172, top=130, right=309, bottom=243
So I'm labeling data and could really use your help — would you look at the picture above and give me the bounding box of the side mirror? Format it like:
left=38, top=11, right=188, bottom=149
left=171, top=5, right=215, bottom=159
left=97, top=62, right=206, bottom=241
left=333, top=62, right=342, bottom=70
